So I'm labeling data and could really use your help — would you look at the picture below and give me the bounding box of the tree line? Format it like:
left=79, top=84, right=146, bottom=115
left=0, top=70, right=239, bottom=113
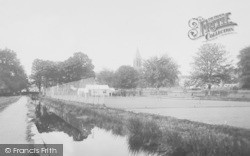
left=0, top=43, right=250, bottom=95
left=30, top=52, right=95, bottom=91
left=97, top=55, right=179, bottom=89
left=97, top=43, right=250, bottom=90
left=0, top=49, right=28, bottom=94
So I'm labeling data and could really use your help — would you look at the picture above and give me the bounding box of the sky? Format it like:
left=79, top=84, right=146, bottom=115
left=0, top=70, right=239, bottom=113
left=0, top=0, right=250, bottom=75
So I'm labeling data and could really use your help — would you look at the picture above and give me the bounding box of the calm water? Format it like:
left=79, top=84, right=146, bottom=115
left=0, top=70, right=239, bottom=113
left=30, top=99, right=250, bottom=156
left=32, top=103, right=159, bottom=156
left=33, top=127, right=156, bottom=156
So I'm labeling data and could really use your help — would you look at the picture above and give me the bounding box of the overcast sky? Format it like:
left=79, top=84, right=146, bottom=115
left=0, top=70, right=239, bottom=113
left=0, top=0, right=250, bottom=75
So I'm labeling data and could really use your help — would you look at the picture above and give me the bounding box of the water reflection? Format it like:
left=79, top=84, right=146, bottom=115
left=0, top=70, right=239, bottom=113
left=38, top=127, right=158, bottom=156
left=35, top=103, right=89, bottom=141
left=34, top=103, right=162, bottom=156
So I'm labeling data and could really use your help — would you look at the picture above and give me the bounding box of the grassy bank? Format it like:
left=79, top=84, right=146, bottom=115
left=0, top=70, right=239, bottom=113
left=0, top=96, right=20, bottom=112
left=41, top=97, right=250, bottom=156
left=197, top=96, right=250, bottom=102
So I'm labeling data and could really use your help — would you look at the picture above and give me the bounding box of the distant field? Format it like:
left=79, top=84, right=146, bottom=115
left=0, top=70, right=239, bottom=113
left=0, top=96, right=20, bottom=112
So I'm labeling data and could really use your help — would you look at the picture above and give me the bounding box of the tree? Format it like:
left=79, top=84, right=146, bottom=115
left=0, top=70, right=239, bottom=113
left=31, top=59, right=59, bottom=91
left=137, top=70, right=148, bottom=88
left=0, top=49, right=28, bottom=94
left=143, top=55, right=179, bottom=88
left=31, top=52, right=95, bottom=90
left=191, top=43, right=233, bottom=89
left=60, top=52, right=95, bottom=83
left=114, top=65, right=139, bottom=89
left=97, top=69, right=115, bottom=87
left=238, top=46, right=250, bottom=89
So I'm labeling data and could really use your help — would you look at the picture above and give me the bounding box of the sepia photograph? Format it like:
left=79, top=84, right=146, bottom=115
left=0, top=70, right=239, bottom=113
left=0, top=0, right=250, bottom=155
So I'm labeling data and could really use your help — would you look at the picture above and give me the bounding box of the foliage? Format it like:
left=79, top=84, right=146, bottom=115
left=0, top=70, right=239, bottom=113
left=191, top=43, right=234, bottom=88
left=128, top=118, right=162, bottom=152
left=114, top=65, right=139, bottom=89
left=31, top=52, right=95, bottom=90
left=142, top=55, right=179, bottom=88
left=96, top=69, right=115, bottom=87
left=238, top=46, right=250, bottom=89
left=60, top=52, right=95, bottom=83
left=0, top=49, right=28, bottom=94
left=31, top=59, right=59, bottom=90
left=136, top=70, right=148, bottom=88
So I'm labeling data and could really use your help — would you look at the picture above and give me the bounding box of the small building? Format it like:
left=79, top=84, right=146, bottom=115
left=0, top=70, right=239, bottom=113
left=85, top=85, right=115, bottom=96
left=76, top=85, right=115, bottom=97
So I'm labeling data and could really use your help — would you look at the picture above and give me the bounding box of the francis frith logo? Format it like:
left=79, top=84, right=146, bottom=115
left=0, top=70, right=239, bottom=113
left=188, top=12, right=237, bottom=41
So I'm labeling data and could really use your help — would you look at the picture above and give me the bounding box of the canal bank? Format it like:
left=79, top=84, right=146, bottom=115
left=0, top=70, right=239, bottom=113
left=29, top=99, right=155, bottom=156
left=32, top=97, right=250, bottom=156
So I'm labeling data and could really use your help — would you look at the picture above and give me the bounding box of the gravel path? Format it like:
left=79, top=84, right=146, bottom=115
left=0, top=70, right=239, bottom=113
left=0, top=96, right=29, bottom=144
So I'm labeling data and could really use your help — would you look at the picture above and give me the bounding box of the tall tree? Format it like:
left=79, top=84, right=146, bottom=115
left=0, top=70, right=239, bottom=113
left=31, top=59, right=59, bottom=91
left=114, top=65, right=139, bottom=89
left=0, top=49, right=28, bottom=94
left=137, top=70, right=148, bottom=88
left=238, top=46, right=250, bottom=89
left=61, top=52, right=95, bottom=83
left=31, top=52, right=95, bottom=90
left=143, top=55, right=179, bottom=88
left=97, top=69, right=115, bottom=87
left=191, top=43, right=233, bottom=89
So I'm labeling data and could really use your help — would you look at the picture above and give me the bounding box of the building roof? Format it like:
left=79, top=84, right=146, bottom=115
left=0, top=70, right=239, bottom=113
left=85, top=84, right=110, bottom=90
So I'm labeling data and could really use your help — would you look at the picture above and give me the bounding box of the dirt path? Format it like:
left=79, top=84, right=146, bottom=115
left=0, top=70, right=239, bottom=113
left=0, top=96, right=29, bottom=144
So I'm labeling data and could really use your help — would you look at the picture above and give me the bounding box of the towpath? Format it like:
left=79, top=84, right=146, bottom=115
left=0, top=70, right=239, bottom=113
left=0, top=96, right=29, bottom=144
